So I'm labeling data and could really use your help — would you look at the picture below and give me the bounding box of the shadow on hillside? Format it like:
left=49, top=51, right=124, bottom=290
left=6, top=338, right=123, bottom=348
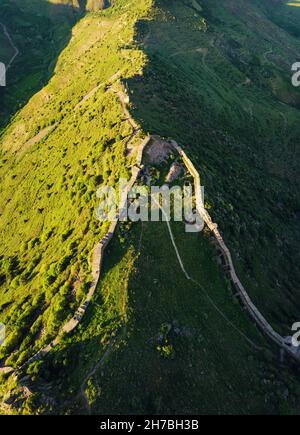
left=0, top=1, right=85, bottom=129
left=125, top=5, right=300, bottom=333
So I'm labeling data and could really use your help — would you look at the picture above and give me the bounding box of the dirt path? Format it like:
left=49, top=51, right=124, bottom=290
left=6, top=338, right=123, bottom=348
left=109, top=86, right=140, bottom=155
left=263, top=48, right=273, bottom=65
left=74, top=71, right=122, bottom=110
left=0, top=22, right=19, bottom=72
left=151, top=193, right=191, bottom=281
left=0, top=367, right=14, bottom=375
left=170, top=47, right=208, bottom=59
left=20, top=125, right=56, bottom=155
left=237, top=77, right=251, bottom=88
left=80, top=344, right=114, bottom=414
left=243, top=100, right=254, bottom=120
left=279, top=111, right=288, bottom=136
left=79, top=332, right=124, bottom=414
left=152, top=182, right=261, bottom=351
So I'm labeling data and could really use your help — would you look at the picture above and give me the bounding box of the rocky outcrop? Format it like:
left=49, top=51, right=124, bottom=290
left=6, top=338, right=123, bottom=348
left=85, top=0, right=111, bottom=11
left=48, top=0, right=111, bottom=13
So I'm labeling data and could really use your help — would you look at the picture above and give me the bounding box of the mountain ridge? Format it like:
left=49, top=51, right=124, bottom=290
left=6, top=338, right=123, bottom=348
left=1, top=0, right=300, bottom=415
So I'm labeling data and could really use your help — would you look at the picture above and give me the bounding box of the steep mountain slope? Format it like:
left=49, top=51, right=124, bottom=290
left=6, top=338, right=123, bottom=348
left=0, top=0, right=300, bottom=415
left=0, top=0, right=80, bottom=126
left=0, top=0, right=112, bottom=126
left=0, top=0, right=148, bottom=373
left=129, top=0, right=300, bottom=333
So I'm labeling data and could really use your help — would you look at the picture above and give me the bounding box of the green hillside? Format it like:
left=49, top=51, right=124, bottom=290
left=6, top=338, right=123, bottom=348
left=0, top=0, right=300, bottom=415
left=129, top=0, right=300, bottom=333
left=0, top=0, right=148, bottom=376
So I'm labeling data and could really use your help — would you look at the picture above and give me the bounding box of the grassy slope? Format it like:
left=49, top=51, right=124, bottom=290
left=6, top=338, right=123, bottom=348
left=1, top=0, right=300, bottom=415
left=72, top=220, right=299, bottom=415
left=0, top=0, right=81, bottom=127
left=0, top=0, right=149, bottom=371
left=129, top=0, right=300, bottom=335
left=34, top=212, right=300, bottom=415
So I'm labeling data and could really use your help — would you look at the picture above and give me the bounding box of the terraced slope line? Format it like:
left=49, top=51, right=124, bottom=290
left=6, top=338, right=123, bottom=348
left=170, top=140, right=300, bottom=364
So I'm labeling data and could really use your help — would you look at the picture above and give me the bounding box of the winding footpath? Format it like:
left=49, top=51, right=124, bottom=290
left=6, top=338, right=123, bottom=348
left=0, top=22, right=19, bottom=73
left=152, top=191, right=261, bottom=350
left=109, top=86, right=140, bottom=154
left=151, top=193, right=191, bottom=281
